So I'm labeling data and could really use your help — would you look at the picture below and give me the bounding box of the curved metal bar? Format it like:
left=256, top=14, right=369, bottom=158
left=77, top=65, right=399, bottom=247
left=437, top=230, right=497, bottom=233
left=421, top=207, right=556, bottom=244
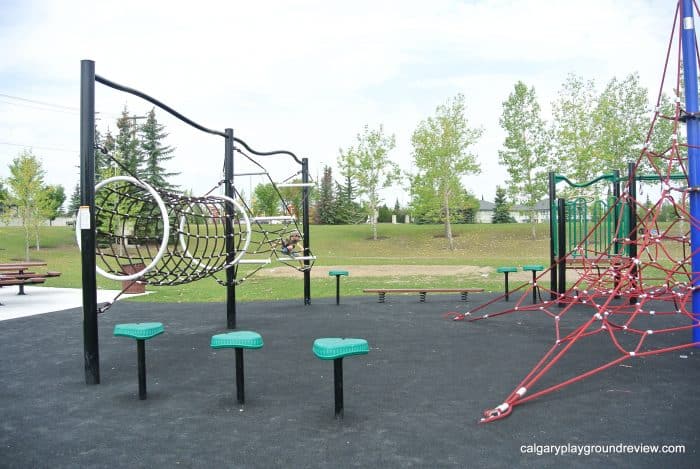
left=95, top=74, right=227, bottom=138
left=233, top=136, right=302, bottom=165
left=554, top=173, right=616, bottom=188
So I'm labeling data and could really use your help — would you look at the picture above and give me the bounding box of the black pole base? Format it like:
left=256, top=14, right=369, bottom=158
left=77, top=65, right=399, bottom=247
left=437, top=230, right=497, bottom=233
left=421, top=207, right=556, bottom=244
left=334, top=358, right=344, bottom=419
left=137, top=339, right=147, bottom=400
left=235, top=348, right=245, bottom=405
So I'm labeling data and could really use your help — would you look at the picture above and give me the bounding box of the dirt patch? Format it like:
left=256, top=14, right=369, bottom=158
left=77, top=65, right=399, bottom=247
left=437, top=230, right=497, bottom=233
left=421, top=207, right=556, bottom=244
left=256, top=264, right=534, bottom=281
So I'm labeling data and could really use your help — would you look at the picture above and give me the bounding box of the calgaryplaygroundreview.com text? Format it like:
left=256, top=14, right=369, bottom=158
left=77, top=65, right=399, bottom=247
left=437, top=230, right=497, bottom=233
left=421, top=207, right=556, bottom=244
left=520, top=443, right=686, bottom=457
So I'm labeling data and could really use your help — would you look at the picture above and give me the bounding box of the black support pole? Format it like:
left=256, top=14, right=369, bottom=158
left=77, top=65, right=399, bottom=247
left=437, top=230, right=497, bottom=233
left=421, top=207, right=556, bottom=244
left=235, top=348, right=245, bottom=404
left=137, top=340, right=147, bottom=400
left=335, top=275, right=341, bottom=305
left=557, top=198, right=567, bottom=307
left=225, top=128, right=237, bottom=329
left=80, top=59, right=99, bottom=385
left=548, top=171, right=557, bottom=298
left=302, top=158, right=311, bottom=305
left=333, top=358, right=344, bottom=419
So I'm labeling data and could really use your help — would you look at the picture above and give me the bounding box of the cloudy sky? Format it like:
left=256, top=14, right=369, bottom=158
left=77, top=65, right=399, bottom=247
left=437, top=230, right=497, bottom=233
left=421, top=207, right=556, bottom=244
left=0, top=0, right=676, bottom=205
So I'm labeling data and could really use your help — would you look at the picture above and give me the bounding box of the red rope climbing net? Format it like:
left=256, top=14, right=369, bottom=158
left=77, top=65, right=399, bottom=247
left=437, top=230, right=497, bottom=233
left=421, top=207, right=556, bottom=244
left=464, top=0, right=700, bottom=423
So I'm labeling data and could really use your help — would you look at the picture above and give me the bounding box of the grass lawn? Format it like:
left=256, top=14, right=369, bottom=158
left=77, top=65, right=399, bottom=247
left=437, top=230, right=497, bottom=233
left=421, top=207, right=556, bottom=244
left=0, top=223, right=552, bottom=302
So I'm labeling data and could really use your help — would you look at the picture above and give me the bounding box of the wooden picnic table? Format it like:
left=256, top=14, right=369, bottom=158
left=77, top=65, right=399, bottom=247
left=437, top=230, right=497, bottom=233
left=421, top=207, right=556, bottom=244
left=0, top=262, right=50, bottom=295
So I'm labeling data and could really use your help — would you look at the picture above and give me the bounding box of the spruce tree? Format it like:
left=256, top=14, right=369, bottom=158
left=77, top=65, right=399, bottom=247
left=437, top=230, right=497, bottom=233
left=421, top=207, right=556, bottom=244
left=140, top=108, right=178, bottom=191
left=492, top=186, right=515, bottom=223
left=114, top=107, right=142, bottom=177
left=316, top=166, right=335, bottom=224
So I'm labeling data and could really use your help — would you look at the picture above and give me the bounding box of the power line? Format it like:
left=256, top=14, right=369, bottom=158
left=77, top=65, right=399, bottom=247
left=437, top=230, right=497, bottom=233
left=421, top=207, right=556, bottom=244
left=0, top=141, right=77, bottom=153
left=0, top=92, right=77, bottom=111
left=0, top=99, right=79, bottom=115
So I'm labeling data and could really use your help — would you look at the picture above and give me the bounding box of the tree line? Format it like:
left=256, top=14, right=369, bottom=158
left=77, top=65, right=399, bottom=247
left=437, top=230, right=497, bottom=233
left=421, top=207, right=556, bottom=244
left=1, top=106, right=176, bottom=260
left=2, top=70, right=676, bottom=256
left=309, top=72, right=675, bottom=247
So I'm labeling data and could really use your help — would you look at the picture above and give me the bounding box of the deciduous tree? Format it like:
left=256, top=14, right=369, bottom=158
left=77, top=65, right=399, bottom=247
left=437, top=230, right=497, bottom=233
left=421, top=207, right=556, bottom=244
left=410, top=94, right=482, bottom=249
left=338, top=124, right=399, bottom=239
left=499, top=81, right=550, bottom=238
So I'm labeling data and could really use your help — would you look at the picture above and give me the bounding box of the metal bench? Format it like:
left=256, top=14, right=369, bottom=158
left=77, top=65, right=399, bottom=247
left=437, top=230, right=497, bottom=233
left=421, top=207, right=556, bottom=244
left=363, top=288, right=484, bottom=303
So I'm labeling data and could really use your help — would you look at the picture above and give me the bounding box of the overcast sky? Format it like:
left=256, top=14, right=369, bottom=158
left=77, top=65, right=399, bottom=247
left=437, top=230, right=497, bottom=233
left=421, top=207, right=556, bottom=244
left=0, top=0, right=676, bottom=205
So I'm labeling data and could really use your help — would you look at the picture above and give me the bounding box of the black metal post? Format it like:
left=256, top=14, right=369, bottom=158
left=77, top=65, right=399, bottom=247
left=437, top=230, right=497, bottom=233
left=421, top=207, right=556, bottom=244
left=80, top=59, right=99, bottom=385
left=333, top=358, right=344, bottom=419
left=137, top=339, right=147, bottom=400
left=335, top=275, right=341, bottom=305
left=503, top=272, right=510, bottom=301
left=235, top=348, right=245, bottom=404
left=531, top=271, right=538, bottom=304
left=557, top=198, right=567, bottom=307
left=613, top=169, right=621, bottom=256
left=225, top=128, right=237, bottom=329
left=302, top=157, right=311, bottom=305
left=548, top=171, right=557, bottom=298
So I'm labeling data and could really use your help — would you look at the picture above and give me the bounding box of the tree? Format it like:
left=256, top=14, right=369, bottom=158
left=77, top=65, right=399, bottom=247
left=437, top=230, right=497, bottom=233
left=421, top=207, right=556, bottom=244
left=492, top=187, right=515, bottom=223
left=499, top=81, right=550, bottom=239
left=252, top=183, right=280, bottom=216
left=114, top=107, right=142, bottom=176
left=0, top=180, right=8, bottom=215
left=316, top=166, right=335, bottom=224
left=67, top=182, right=81, bottom=215
left=551, top=74, right=598, bottom=185
left=592, top=73, right=650, bottom=173
left=140, top=108, right=178, bottom=191
left=6, top=150, right=47, bottom=260
left=41, top=184, right=66, bottom=226
left=333, top=175, right=363, bottom=224
left=410, top=94, right=482, bottom=249
left=337, top=124, right=400, bottom=239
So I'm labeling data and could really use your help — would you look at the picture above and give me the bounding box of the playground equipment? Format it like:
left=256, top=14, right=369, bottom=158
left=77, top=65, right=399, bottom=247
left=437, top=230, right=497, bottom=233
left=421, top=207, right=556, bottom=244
left=548, top=168, right=686, bottom=300
left=462, top=0, right=700, bottom=423
left=79, top=60, right=314, bottom=385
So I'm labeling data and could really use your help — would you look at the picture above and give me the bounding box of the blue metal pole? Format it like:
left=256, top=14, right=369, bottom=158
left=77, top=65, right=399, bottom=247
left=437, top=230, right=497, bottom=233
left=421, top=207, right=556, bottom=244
left=680, top=0, right=700, bottom=346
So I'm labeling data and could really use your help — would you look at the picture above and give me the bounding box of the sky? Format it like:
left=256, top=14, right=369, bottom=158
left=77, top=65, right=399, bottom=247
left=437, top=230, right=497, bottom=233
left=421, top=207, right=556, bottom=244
left=0, top=0, right=676, bottom=206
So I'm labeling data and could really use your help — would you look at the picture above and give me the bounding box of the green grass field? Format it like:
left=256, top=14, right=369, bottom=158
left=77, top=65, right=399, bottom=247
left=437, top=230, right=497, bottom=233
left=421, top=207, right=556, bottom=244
left=0, top=223, right=552, bottom=302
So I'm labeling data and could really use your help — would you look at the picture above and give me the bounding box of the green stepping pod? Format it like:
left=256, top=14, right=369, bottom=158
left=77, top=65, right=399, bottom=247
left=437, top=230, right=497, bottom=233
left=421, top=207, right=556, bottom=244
left=113, top=322, right=164, bottom=340
left=523, top=265, right=545, bottom=272
left=211, top=331, right=264, bottom=349
left=313, top=338, right=369, bottom=360
left=328, top=270, right=349, bottom=277
left=496, top=266, right=517, bottom=273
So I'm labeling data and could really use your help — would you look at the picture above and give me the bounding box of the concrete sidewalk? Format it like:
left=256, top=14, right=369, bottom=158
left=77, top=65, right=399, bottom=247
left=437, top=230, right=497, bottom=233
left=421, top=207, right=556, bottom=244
left=0, top=286, right=147, bottom=321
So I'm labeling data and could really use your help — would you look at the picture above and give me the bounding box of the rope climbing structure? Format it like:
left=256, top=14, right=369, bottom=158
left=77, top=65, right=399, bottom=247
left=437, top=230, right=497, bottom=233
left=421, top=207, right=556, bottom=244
left=460, top=0, right=700, bottom=423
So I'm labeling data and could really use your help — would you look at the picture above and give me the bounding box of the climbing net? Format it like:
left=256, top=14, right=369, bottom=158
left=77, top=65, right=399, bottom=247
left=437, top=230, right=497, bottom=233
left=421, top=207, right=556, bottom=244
left=228, top=146, right=316, bottom=282
left=79, top=144, right=315, bottom=295
left=456, top=0, right=700, bottom=423
left=80, top=175, right=251, bottom=286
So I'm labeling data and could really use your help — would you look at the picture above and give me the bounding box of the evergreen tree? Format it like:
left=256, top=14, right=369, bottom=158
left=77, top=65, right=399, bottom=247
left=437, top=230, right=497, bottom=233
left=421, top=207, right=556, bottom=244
left=67, top=182, right=81, bottom=215
left=492, top=187, right=515, bottom=223
left=114, top=107, right=142, bottom=176
left=140, top=108, right=178, bottom=191
left=333, top=176, right=363, bottom=224
left=316, top=166, right=335, bottom=224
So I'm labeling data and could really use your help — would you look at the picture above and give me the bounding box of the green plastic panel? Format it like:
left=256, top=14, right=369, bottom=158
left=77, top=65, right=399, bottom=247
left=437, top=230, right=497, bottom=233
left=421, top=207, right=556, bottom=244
left=496, top=266, right=518, bottom=273
left=313, top=338, right=369, bottom=360
left=328, top=270, right=349, bottom=276
left=114, top=322, right=164, bottom=340
left=211, top=331, right=264, bottom=349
